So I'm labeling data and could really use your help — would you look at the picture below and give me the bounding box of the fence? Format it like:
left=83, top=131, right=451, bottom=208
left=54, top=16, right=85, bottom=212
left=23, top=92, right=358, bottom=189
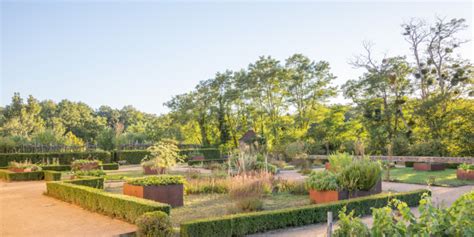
left=0, top=143, right=204, bottom=153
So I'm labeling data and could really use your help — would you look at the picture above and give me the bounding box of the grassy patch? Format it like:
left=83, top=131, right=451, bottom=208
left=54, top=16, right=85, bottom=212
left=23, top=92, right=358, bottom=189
left=170, top=193, right=308, bottom=228
left=384, top=167, right=474, bottom=187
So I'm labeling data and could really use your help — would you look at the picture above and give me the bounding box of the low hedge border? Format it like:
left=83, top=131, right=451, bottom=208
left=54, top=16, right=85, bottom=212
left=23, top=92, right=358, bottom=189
left=115, top=150, right=150, bottom=164
left=41, top=165, right=71, bottom=171
left=46, top=177, right=171, bottom=223
left=64, top=176, right=105, bottom=189
left=101, top=163, right=119, bottom=170
left=188, top=159, right=227, bottom=165
left=0, top=151, right=111, bottom=166
left=0, top=169, right=62, bottom=182
left=180, top=189, right=429, bottom=237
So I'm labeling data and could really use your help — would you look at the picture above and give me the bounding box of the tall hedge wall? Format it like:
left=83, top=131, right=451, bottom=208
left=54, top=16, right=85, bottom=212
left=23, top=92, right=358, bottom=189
left=114, top=150, right=150, bottom=164
left=180, top=189, right=429, bottom=237
left=46, top=178, right=170, bottom=223
left=0, top=151, right=111, bottom=166
left=179, top=148, right=221, bottom=160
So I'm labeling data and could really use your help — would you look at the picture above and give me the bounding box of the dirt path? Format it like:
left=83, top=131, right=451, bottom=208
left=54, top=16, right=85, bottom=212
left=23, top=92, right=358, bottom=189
left=250, top=182, right=473, bottom=237
left=0, top=181, right=136, bottom=237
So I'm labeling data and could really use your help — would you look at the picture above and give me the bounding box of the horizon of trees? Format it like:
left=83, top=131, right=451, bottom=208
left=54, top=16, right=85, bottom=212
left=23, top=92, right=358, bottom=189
left=1, top=16, right=472, bottom=157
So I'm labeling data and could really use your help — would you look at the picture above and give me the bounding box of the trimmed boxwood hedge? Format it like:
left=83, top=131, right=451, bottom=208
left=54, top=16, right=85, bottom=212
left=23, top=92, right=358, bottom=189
left=65, top=176, right=105, bottom=189
left=0, top=169, right=62, bottom=181
left=180, top=148, right=221, bottom=160
left=115, top=150, right=150, bottom=164
left=41, top=165, right=71, bottom=171
left=0, top=151, right=111, bottom=166
left=46, top=178, right=171, bottom=223
left=0, top=169, right=44, bottom=181
left=44, top=170, right=62, bottom=181
left=180, top=189, right=429, bottom=237
left=100, top=163, right=119, bottom=170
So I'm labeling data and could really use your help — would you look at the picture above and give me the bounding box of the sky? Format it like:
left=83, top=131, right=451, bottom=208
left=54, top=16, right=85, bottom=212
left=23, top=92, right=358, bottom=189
left=1, top=1, right=472, bottom=115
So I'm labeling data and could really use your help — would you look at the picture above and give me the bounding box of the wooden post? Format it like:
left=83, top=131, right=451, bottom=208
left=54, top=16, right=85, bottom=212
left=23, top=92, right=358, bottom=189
left=327, top=211, right=333, bottom=237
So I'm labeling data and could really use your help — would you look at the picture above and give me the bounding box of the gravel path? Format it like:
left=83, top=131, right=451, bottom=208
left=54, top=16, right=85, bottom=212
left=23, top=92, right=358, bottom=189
left=0, top=181, right=136, bottom=237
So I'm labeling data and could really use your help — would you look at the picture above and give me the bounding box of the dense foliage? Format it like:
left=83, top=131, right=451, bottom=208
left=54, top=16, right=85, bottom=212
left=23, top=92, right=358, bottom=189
left=135, top=211, right=173, bottom=237
left=1, top=17, right=472, bottom=157
left=126, top=175, right=186, bottom=186
left=305, top=170, right=339, bottom=191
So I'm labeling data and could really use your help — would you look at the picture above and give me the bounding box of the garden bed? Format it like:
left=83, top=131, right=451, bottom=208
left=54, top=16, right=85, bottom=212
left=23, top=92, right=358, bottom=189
left=413, top=162, right=446, bottom=171
left=457, top=169, right=474, bottom=180
left=384, top=167, right=474, bottom=187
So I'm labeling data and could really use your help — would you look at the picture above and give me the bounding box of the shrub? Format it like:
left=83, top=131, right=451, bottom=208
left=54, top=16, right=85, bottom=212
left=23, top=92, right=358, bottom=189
left=270, top=160, right=287, bottom=169
left=71, top=159, right=101, bottom=171
left=333, top=207, right=370, bottom=237
left=46, top=180, right=170, bottom=223
left=254, top=161, right=278, bottom=174
left=305, top=170, right=339, bottom=191
left=337, top=158, right=382, bottom=192
left=180, top=148, right=221, bottom=160
left=41, top=165, right=71, bottom=171
left=101, top=163, right=119, bottom=170
left=284, top=141, right=308, bottom=160
left=44, top=170, right=62, bottom=181
left=74, top=169, right=106, bottom=177
left=328, top=152, right=353, bottom=173
left=273, top=179, right=307, bottom=195
left=180, top=189, right=428, bottom=237
left=126, top=175, right=186, bottom=186
left=65, top=176, right=105, bottom=189
left=115, top=150, right=150, bottom=164
left=459, top=163, right=474, bottom=171
left=0, top=169, right=44, bottom=181
left=136, top=211, right=173, bottom=237
left=143, top=140, right=182, bottom=173
left=0, top=151, right=111, bottom=166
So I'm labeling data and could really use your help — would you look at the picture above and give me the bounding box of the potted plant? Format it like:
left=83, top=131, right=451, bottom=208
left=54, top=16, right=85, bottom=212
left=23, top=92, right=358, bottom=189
left=326, top=152, right=353, bottom=172
left=141, top=140, right=182, bottom=175
left=123, top=175, right=186, bottom=207
left=457, top=163, right=474, bottom=180
left=337, top=158, right=382, bottom=199
left=305, top=170, right=339, bottom=204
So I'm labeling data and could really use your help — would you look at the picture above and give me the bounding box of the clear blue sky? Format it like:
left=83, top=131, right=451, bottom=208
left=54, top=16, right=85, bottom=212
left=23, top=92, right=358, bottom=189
left=1, top=1, right=472, bottom=114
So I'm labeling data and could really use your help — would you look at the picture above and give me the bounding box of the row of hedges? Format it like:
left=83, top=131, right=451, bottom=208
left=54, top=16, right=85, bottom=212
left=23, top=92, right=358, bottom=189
left=45, top=177, right=170, bottom=223
left=180, top=189, right=429, bottom=237
left=0, top=151, right=111, bottom=167
left=0, top=169, right=61, bottom=182
left=40, top=163, right=119, bottom=171
left=115, top=148, right=221, bottom=164
left=404, top=162, right=459, bottom=169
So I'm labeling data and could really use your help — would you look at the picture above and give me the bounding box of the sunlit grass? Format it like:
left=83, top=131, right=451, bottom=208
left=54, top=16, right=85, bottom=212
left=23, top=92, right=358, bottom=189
left=384, top=167, right=474, bottom=187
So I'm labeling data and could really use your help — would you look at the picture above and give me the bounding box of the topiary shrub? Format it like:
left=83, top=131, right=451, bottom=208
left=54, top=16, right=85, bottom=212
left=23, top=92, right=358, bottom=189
left=136, top=211, right=173, bottom=237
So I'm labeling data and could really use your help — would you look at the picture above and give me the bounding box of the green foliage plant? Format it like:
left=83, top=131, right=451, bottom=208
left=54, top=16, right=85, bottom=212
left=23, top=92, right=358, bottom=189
left=333, top=207, right=370, bottom=237
left=126, top=175, right=186, bottom=186
left=143, top=140, right=182, bottom=173
left=337, top=158, right=382, bottom=193
left=136, top=211, right=173, bottom=237
left=305, top=170, right=339, bottom=191
left=459, top=163, right=474, bottom=171
left=327, top=152, right=353, bottom=173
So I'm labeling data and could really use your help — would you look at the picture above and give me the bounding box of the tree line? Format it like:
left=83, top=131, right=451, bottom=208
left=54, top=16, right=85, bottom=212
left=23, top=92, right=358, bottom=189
left=1, top=17, right=472, bottom=156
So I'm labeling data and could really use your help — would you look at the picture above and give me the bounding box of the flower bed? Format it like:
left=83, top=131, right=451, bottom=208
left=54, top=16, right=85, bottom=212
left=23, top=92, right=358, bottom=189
left=124, top=175, right=186, bottom=207
left=457, top=163, right=474, bottom=180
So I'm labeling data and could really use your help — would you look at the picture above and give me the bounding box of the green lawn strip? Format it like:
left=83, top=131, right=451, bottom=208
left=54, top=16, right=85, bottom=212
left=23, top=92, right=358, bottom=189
left=384, top=167, right=474, bottom=187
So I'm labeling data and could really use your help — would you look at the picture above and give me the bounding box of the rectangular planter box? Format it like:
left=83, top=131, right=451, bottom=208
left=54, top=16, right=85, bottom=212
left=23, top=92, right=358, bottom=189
left=457, top=169, right=474, bottom=180
left=123, top=183, right=184, bottom=207
left=309, top=189, right=339, bottom=204
left=413, top=163, right=446, bottom=171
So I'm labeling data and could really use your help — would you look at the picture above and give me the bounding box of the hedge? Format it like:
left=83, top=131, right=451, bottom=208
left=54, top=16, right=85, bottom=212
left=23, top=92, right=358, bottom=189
left=188, top=159, right=227, bottom=165
left=115, top=150, right=150, bottom=164
left=44, top=170, right=62, bottom=181
left=46, top=178, right=171, bottom=223
left=180, top=189, right=429, bottom=237
left=0, top=169, right=62, bottom=182
left=0, top=151, right=111, bottom=166
left=180, top=148, right=221, bottom=160
left=64, top=176, right=105, bottom=189
left=100, top=163, right=119, bottom=170
left=41, top=165, right=71, bottom=171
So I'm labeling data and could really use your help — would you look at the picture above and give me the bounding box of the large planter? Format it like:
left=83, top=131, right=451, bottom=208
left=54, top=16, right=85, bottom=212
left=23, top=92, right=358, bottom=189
left=413, top=162, right=446, bottom=171
left=309, top=189, right=339, bottom=204
left=123, top=183, right=184, bottom=207
left=457, top=169, right=474, bottom=180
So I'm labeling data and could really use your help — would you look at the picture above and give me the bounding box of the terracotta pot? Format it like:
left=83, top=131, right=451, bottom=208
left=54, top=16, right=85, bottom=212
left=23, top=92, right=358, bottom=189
left=309, top=189, right=339, bottom=204
left=457, top=169, right=474, bottom=180
left=413, top=163, right=446, bottom=171
left=123, top=183, right=184, bottom=207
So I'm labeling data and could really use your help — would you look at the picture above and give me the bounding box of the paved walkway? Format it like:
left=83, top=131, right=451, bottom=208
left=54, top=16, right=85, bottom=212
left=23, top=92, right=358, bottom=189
left=0, top=181, right=136, bottom=237
left=250, top=182, right=473, bottom=237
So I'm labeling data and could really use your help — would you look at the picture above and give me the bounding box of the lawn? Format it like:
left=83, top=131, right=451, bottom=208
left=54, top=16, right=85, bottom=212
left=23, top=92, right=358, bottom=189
left=384, top=167, right=474, bottom=187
